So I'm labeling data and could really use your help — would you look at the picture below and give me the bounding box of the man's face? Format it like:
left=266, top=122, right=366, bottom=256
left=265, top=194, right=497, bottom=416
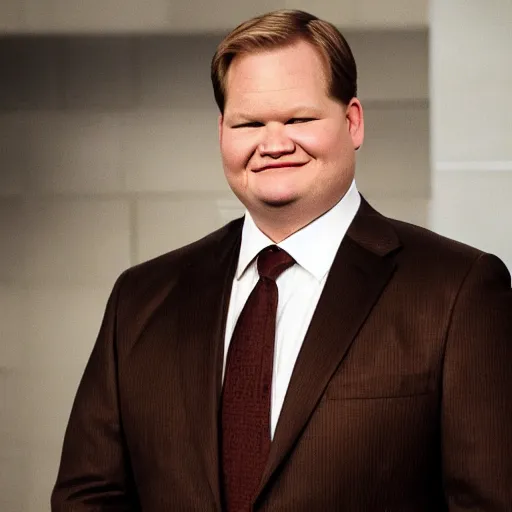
left=219, top=38, right=364, bottom=223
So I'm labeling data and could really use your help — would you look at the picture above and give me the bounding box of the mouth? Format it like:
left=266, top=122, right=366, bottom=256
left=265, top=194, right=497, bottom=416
left=252, top=162, right=307, bottom=173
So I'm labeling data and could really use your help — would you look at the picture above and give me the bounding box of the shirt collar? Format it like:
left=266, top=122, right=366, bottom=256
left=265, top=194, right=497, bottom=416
left=236, top=180, right=361, bottom=281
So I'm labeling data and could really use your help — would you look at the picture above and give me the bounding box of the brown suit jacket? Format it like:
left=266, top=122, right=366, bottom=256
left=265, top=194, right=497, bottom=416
left=52, top=199, right=512, bottom=511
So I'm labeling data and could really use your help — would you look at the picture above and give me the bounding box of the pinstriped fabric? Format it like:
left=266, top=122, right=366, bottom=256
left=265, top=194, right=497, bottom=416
left=51, top=201, right=512, bottom=511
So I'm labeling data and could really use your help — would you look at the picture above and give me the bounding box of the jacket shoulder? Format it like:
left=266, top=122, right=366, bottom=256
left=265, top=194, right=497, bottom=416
left=124, top=217, right=242, bottom=283
left=388, top=216, right=484, bottom=267
left=106, top=217, right=243, bottom=322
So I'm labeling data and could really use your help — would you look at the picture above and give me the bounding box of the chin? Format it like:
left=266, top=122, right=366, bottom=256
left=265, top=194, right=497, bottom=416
left=253, top=186, right=301, bottom=208
left=259, top=195, right=298, bottom=208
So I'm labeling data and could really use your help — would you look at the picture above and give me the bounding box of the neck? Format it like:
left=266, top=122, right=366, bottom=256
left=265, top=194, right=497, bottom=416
left=249, top=202, right=331, bottom=243
left=252, top=219, right=306, bottom=244
left=246, top=180, right=354, bottom=243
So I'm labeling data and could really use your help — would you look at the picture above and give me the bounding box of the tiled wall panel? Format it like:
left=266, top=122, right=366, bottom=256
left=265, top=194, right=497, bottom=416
left=0, top=441, right=27, bottom=512
left=2, top=0, right=429, bottom=33
left=431, top=0, right=512, bottom=272
left=0, top=38, right=62, bottom=110
left=26, top=113, right=124, bottom=194
left=0, top=32, right=430, bottom=511
left=24, top=0, right=172, bottom=32
left=169, top=0, right=283, bottom=33
left=0, top=286, right=24, bottom=368
left=349, top=31, right=428, bottom=101
left=24, top=286, right=112, bottom=372
left=135, top=36, right=220, bottom=109
left=63, top=38, right=137, bottom=109
left=286, top=0, right=428, bottom=28
left=0, top=113, right=29, bottom=196
left=431, top=0, right=512, bottom=163
left=22, top=199, right=131, bottom=285
left=135, top=196, right=229, bottom=263
left=0, top=371, right=28, bottom=511
left=122, top=110, right=228, bottom=192
left=0, top=198, right=26, bottom=282
left=284, top=0, right=356, bottom=27
left=356, top=105, right=430, bottom=197
left=0, top=371, right=24, bottom=445
left=431, top=170, right=512, bottom=269
left=0, top=0, right=24, bottom=31
left=21, top=367, right=82, bottom=450
left=24, top=444, right=62, bottom=512
left=356, top=0, right=428, bottom=27
left=366, top=196, right=429, bottom=228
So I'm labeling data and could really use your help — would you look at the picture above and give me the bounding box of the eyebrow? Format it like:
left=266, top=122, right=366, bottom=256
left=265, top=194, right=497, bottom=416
left=226, top=106, right=322, bottom=123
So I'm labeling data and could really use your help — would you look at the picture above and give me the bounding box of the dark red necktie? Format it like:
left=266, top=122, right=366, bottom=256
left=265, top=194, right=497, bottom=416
left=221, top=245, right=295, bottom=512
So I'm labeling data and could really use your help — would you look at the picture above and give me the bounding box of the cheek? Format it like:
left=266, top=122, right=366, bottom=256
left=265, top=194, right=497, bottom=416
left=293, top=133, right=334, bottom=161
left=291, top=123, right=342, bottom=159
left=220, top=135, right=255, bottom=172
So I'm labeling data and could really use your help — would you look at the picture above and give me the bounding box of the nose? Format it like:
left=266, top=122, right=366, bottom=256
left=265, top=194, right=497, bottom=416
left=258, top=123, right=295, bottom=158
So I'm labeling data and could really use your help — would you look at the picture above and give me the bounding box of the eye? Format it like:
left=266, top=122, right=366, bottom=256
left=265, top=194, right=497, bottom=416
left=286, top=118, right=316, bottom=124
left=232, top=121, right=264, bottom=128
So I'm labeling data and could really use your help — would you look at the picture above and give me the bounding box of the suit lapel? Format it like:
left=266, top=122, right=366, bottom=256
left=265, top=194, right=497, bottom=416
left=256, top=199, right=402, bottom=498
left=175, top=220, right=242, bottom=511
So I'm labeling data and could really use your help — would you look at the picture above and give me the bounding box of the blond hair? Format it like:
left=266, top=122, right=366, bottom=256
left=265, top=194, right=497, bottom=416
left=211, top=9, right=357, bottom=113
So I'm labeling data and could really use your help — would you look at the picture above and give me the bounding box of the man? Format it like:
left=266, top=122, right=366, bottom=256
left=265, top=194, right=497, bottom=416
left=52, top=9, right=512, bottom=511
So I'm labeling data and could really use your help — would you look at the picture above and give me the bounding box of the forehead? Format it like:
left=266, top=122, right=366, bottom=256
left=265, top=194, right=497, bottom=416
left=224, top=40, right=330, bottom=110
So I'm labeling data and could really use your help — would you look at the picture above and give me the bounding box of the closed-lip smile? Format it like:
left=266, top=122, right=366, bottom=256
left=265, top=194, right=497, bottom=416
left=253, top=162, right=307, bottom=172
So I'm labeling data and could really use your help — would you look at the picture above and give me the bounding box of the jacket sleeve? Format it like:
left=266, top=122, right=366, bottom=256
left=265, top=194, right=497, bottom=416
left=442, top=253, right=512, bottom=511
left=51, top=271, right=139, bottom=511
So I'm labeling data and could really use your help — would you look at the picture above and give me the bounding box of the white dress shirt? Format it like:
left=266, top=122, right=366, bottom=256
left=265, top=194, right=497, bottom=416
left=223, top=181, right=361, bottom=439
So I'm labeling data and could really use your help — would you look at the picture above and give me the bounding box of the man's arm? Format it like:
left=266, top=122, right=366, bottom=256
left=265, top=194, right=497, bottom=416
left=51, top=272, right=138, bottom=511
left=442, top=253, right=512, bottom=511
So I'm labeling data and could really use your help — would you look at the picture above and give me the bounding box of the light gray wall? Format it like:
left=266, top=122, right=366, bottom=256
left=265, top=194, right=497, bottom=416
left=0, top=31, right=429, bottom=510
left=0, top=0, right=428, bottom=33
left=430, top=0, right=512, bottom=269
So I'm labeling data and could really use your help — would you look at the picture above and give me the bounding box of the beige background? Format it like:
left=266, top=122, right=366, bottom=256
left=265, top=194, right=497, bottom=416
left=0, top=1, right=510, bottom=510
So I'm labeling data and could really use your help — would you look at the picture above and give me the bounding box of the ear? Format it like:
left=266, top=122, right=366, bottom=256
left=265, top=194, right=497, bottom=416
left=218, top=114, right=224, bottom=144
left=346, top=98, right=364, bottom=150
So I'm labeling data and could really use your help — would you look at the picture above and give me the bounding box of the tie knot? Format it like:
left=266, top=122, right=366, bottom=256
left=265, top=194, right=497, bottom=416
left=257, top=246, right=295, bottom=281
